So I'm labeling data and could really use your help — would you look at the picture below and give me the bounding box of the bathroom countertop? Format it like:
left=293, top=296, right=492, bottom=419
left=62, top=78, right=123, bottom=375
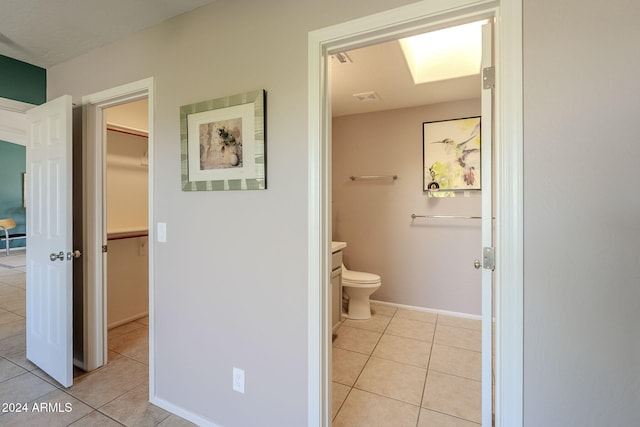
left=331, top=241, right=347, bottom=253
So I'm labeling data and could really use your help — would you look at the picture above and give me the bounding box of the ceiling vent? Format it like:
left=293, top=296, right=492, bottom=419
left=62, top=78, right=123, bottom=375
left=332, top=52, right=352, bottom=63
left=353, top=91, right=381, bottom=102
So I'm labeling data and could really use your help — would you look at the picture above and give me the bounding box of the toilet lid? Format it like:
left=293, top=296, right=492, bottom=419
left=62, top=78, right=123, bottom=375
left=342, top=270, right=381, bottom=285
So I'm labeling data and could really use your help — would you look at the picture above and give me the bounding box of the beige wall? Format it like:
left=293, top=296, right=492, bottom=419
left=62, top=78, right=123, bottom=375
left=523, top=0, right=640, bottom=425
left=332, top=99, right=482, bottom=315
left=106, top=130, right=148, bottom=232
left=44, top=0, right=640, bottom=424
left=47, top=0, right=418, bottom=425
left=106, top=129, right=149, bottom=327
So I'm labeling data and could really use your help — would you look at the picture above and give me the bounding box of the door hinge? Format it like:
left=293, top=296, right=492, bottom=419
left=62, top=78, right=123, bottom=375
left=483, top=66, right=495, bottom=89
left=483, top=247, right=495, bottom=270
left=102, top=245, right=108, bottom=253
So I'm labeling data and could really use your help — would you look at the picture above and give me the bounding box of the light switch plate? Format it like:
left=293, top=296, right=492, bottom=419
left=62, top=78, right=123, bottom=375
left=157, top=222, right=167, bottom=242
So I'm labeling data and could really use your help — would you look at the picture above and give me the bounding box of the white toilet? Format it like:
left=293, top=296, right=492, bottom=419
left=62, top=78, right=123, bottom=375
left=341, top=264, right=381, bottom=320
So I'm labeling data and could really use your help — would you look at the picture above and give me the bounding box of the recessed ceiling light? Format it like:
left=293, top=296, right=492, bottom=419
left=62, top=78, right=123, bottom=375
left=399, top=20, right=486, bottom=84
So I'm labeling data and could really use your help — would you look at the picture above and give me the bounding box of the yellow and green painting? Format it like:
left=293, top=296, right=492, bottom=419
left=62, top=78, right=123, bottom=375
left=423, top=116, right=481, bottom=192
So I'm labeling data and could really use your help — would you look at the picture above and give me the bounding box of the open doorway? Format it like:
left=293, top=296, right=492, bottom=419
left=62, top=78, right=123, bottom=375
left=328, top=20, right=490, bottom=425
left=80, top=77, right=154, bottom=375
left=307, top=1, right=525, bottom=425
left=103, top=99, right=150, bottom=365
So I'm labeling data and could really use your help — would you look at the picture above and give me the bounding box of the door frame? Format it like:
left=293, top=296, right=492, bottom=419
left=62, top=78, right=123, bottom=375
left=307, top=0, right=523, bottom=425
left=81, top=78, right=155, bottom=376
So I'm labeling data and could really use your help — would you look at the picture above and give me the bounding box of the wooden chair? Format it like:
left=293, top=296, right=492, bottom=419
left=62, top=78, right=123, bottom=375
left=0, top=218, right=24, bottom=256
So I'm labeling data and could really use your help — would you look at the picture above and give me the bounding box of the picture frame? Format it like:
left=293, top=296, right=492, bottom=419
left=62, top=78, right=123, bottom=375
left=423, top=116, right=481, bottom=192
left=180, top=90, right=266, bottom=191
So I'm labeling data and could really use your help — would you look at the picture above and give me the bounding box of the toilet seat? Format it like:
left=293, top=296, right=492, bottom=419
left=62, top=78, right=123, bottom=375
left=342, top=270, right=381, bottom=286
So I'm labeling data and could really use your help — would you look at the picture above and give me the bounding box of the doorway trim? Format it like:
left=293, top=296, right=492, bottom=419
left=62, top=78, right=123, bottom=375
left=81, top=78, right=155, bottom=376
left=307, top=0, right=523, bottom=425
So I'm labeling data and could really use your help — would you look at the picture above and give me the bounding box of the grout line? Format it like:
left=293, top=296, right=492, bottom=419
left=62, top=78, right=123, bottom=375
left=416, top=314, right=438, bottom=426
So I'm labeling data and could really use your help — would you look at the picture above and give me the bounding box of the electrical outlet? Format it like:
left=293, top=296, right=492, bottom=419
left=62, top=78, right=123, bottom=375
left=233, top=367, right=245, bottom=394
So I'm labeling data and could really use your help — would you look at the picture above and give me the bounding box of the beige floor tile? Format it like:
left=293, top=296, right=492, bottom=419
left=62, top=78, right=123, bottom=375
left=342, top=313, right=392, bottom=333
left=108, top=321, right=146, bottom=339
left=0, top=333, right=37, bottom=371
left=0, top=256, right=26, bottom=268
left=333, top=388, right=420, bottom=427
left=67, top=356, right=148, bottom=408
left=332, top=381, right=351, bottom=420
left=156, top=414, right=199, bottom=426
left=333, top=325, right=381, bottom=355
left=0, top=273, right=26, bottom=287
left=434, top=324, right=481, bottom=352
left=422, top=371, right=481, bottom=424
left=395, top=308, right=437, bottom=324
left=385, top=317, right=435, bottom=342
left=355, top=357, right=426, bottom=405
left=0, top=372, right=57, bottom=404
left=372, top=334, right=431, bottom=368
left=429, top=344, right=481, bottom=381
left=0, top=309, right=23, bottom=326
left=108, top=326, right=149, bottom=365
left=0, top=357, right=28, bottom=382
left=68, top=410, right=123, bottom=426
left=0, top=319, right=25, bottom=341
left=332, top=347, right=369, bottom=386
left=418, top=408, right=480, bottom=426
left=0, top=389, right=93, bottom=427
left=437, top=315, right=481, bottom=331
left=370, top=303, right=397, bottom=317
left=0, top=284, right=23, bottom=296
left=0, top=295, right=26, bottom=316
left=99, top=382, right=171, bottom=426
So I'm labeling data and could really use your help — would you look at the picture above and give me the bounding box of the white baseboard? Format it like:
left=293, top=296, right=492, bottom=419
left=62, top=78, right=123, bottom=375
left=370, top=299, right=482, bottom=321
left=107, top=311, right=149, bottom=330
left=150, top=395, right=220, bottom=427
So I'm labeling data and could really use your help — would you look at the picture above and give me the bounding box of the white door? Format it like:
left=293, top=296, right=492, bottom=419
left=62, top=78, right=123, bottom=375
left=480, top=22, right=494, bottom=426
left=25, top=95, right=74, bottom=388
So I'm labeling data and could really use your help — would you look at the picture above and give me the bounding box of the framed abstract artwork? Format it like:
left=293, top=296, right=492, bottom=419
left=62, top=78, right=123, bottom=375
left=423, top=116, right=481, bottom=192
left=180, top=89, right=266, bottom=191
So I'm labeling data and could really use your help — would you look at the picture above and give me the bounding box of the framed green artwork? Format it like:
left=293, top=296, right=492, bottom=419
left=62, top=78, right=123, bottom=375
left=423, top=116, right=480, bottom=192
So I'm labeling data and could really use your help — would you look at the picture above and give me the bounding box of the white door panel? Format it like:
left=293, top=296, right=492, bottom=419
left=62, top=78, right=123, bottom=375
left=481, top=22, right=494, bottom=426
left=26, top=95, right=73, bottom=388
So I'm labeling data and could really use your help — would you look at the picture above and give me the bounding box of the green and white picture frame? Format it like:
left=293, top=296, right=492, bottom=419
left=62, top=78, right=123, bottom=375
left=180, top=89, right=266, bottom=191
left=423, top=116, right=481, bottom=192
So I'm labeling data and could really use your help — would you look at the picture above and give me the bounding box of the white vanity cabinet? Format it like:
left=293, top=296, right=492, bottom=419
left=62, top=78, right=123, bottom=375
left=331, top=242, right=346, bottom=331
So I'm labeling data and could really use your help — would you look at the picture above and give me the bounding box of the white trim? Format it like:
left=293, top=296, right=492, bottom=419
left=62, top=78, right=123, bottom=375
left=0, top=97, right=33, bottom=146
left=80, top=78, right=155, bottom=397
left=370, top=299, right=482, bottom=321
left=494, top=0, right=524, bottom=424
left=150, top=396, right=220, bottom=427
left=0, top=96, right=34, bottom=113
left=106, top=123, right=148, bottom=138
left=307, top=1, right=523, bottom=426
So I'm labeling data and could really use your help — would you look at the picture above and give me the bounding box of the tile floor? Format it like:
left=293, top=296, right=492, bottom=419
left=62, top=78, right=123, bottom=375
left=2, top=249, right=483, bottom=426
left=0, top=249, right=195, bottom=426
left=332, top=302, right=482, bottom=426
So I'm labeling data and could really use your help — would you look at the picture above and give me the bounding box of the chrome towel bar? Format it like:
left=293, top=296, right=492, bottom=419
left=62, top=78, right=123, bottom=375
left=349, top=175, right=398, bottom=181
left=411, top=213, right=483, bottom=220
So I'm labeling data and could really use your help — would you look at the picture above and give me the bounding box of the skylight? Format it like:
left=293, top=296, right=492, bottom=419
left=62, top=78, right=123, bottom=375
left=399, top=21, right=485, bottom=84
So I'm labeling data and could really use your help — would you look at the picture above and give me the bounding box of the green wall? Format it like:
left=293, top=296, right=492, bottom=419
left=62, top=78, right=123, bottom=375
left=0, top=55, right=46, bottom=105
left=0, top=140, right=26, bottom=249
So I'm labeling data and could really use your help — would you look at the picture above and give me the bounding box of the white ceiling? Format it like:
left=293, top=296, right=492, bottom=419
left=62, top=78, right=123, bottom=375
left=330, top=39, right=480, bottom=117
left=0, top=0, right=217, bottom=68
left=0, top=1, right=480, bottom=116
